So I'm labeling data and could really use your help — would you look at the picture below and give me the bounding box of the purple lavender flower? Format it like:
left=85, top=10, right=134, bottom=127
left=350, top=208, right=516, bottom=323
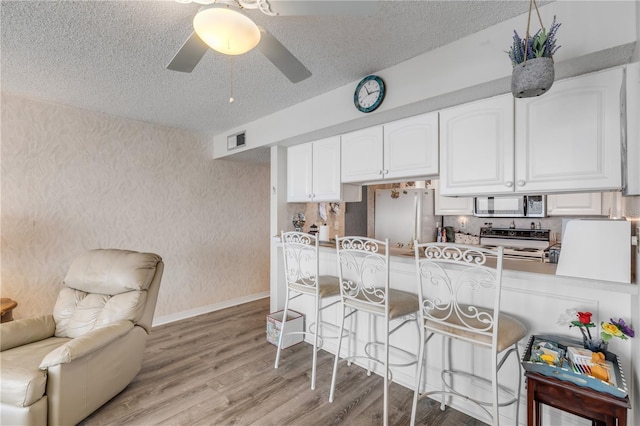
left=506, top=15, right=561, bottom=67
left=611, top=317, right=635, bottom=338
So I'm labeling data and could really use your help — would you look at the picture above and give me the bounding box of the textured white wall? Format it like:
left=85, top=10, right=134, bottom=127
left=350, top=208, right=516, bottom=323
left=1, top=92, right=270, bottom=321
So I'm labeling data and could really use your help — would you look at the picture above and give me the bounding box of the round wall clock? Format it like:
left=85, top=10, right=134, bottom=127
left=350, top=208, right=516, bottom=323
left=354, top=75, right=385, bottom=113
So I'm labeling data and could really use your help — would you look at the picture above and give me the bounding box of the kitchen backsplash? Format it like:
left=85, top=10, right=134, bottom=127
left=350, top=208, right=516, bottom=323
left=289, top=183, right=640, bottom=245
left=286, top=202, right=345, bottom=238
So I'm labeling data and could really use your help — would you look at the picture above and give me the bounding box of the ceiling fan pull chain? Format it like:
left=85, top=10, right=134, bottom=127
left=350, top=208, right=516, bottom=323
left=229, top=56, right=235, bottom=103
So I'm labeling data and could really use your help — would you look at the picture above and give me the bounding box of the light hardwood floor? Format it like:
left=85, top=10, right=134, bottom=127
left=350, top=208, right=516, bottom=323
left=79, top=298, right=486, bottom=426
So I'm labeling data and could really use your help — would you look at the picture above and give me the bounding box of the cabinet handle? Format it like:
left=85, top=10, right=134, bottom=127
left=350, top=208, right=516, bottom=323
left=378, top=170, right=383, bottom=175
left=308, top=194, right=313, bottom=198
left=517, top=180, right=526, bottom=187
left=505, top=181, right=514, bottom=188
left=383, top=169, right=389, bottom=175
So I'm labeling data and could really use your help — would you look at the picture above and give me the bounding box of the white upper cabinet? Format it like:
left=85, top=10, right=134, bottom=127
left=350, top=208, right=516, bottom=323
left=287, top=136, right=360, bottom=202
left=341, top=112, right=439, bottom=183
left=547, top=193, right=604, bottom=216
left=383, top=113, right=439, bottom=180
left=440, top=68, right=624, bottom=196
left=439, top=94, right=515, bottom=196
left=515, top=67, right=623, bottom=193
left=624, top=62, right=640, bottom=195
left=432, top=179, right=474, bottom=216
left=287, top=143, right=313, bottom=202
left=341, top=126, right=384, bottom=182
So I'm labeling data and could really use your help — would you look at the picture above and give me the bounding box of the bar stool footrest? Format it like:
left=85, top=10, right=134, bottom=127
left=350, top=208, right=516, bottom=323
left=364, top=341, right=419, bottom=368
left=441, top=369, right=519, bottom=409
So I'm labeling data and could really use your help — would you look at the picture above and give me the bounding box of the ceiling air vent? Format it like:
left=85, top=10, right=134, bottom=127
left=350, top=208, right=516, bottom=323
left=227, top=131, right=246, bottom=150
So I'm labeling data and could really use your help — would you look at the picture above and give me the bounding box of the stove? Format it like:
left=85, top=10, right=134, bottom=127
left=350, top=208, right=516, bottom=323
left=479, top=227, right=550, bottom=262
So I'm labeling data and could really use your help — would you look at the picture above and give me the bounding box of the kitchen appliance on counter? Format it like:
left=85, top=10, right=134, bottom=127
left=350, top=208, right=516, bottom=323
left=474, top=195, right=545, bottom=218
left=546, top=243, right=561, bottom=264
left=479, top=227, right=551, bottom=262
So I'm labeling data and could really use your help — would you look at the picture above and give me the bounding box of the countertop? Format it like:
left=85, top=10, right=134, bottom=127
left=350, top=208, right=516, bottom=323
left=276, top=238, right=636, bottom=291
left=315, top=239, right=558, bottom=275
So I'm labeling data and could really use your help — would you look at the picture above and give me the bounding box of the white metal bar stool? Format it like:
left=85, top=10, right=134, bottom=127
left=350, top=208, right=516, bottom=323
left=329, top=236, right=420, bottom=426
left=410, top=243, right=527, bottom=426
left=274, top=231, right=341, bottom=390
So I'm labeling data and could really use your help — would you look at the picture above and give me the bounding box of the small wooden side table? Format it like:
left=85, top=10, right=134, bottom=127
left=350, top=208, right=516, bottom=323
left=1, top=298, right=18, bottom=323
left=525, top=371, right=631, bottom=426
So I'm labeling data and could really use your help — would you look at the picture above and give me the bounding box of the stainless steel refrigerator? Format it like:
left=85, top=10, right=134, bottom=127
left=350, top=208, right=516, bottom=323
left=374, top=188, right=437, bottom=247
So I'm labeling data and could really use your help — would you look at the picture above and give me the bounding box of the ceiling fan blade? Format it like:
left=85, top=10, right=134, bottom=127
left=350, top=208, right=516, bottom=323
left=257, top=29, right=311, bottom=83
left=267, top=0, right=380, bottom=16
left=167, top=32, right=209, bottom=73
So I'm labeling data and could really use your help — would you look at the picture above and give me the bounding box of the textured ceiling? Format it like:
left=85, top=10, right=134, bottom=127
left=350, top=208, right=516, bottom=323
left=1, top=1, right=541, bottom=139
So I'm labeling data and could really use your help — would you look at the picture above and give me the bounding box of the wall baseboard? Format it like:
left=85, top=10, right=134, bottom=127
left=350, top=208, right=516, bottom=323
left=152, top=292, right=270, bottom=327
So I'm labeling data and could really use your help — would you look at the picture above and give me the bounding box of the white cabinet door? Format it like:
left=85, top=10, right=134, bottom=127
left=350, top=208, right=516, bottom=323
left=384, top=112, right=439, bottom=180
left=547, top=193, right=604, bottom=216
left=287, top=143, right=313, bottom=202
left=432, top=180, right=473, bottom=216
left=439, top=94, right=515, bottom=196
left=624, top=62, right=640, bottom=195
left=342, top=114, right=438, bottom=184
left=288, top=137, right=360, bottom=203
left=311, top=136, right=342, bottom=201
left=341, top=126, right=384, bottom=183
left=515, top=68, right=623, bottom=192
left=435, top=196, right=474, bottom=216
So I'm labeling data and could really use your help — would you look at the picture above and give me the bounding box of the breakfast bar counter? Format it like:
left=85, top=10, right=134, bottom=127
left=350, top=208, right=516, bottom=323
left=314, top=240, right=637, bottom=295
left=271, top=238, right=637, bottom=425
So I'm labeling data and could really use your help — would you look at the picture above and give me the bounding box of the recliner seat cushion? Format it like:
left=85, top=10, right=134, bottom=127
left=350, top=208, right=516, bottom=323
left=0, top=337, right=70, bottom=407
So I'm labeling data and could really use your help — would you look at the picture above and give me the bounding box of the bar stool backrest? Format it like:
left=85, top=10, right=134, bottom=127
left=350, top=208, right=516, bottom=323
left=415, top=243, right=504, bottom=349
left=336, top=237, right=390, bottom=312
left=282, top=231, right=320, bottom=293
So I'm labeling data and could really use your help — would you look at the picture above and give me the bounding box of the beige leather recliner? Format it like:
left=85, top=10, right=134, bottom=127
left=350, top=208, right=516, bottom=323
left=0, top=249, right=164, bottom=426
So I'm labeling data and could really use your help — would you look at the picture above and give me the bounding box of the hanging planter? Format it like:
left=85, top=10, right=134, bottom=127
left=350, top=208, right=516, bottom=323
left=507, top=0, right=561, bottom=98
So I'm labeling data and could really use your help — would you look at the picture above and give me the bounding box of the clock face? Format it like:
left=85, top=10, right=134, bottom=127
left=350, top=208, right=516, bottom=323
left=354, top=75, right=385, bottom=113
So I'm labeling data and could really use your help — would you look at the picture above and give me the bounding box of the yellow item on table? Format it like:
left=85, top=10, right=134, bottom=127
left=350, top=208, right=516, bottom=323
left=540, top=354, right=555, bottom=365
left=590, top=352, right=610, bottom=382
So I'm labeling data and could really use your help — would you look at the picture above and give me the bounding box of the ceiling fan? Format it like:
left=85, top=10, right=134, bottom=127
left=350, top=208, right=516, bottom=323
left=168, top=0, right=313, bottom=83
left=168, top=0, right=377, bottom=83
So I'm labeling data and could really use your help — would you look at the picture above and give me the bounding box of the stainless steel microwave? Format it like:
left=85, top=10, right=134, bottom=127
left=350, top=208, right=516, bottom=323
left=473, top=195, right=546, bottom=218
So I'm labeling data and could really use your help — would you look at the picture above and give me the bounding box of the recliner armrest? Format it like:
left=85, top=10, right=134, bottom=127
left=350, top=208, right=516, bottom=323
left=39, top=320, right=134, bottom=368
left=0, top=315, right=56, bottom=351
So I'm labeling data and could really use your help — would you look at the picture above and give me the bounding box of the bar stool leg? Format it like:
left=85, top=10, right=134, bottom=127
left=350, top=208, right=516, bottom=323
left=311, top=293, right=320, bottom=390
left=383, top=313, right=390, bottom=426
left=440, top=336, right=448, bottom=411
left=329, top=303, right=347, bottom=403
left=366, top=312, right=374, bottom=376
left=410, top=324, right=426, bottom=425
left=274, top=290, right=291, bottom=369
left=491, top=351, right=499, bottom=424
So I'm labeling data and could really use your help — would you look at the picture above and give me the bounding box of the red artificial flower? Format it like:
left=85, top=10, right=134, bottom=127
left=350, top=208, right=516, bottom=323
left=577, top=311, right=593, bottom=325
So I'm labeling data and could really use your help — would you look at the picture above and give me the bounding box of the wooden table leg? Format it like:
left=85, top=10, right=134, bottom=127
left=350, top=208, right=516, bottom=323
left=527, top=378, right=535, bottom=426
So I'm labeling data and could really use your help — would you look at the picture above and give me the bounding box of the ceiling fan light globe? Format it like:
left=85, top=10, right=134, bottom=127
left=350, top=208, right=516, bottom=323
left=193, top=6, right=261, bottom=55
